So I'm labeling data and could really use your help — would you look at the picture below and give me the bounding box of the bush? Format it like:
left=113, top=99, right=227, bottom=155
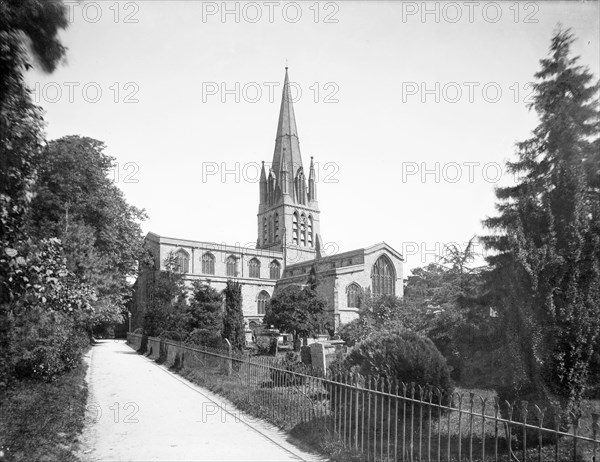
left=9, top=308, right=89, bottom=382
left=344, top=329, right=454, bottom=399
left=185, top=328, right=222, bottom=348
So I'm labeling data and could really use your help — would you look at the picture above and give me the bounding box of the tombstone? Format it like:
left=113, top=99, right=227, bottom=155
left=309, top=342, right=327, bottom=373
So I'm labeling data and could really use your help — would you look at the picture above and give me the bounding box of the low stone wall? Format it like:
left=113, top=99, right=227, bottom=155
left=127, top=332, right=142, bottom=350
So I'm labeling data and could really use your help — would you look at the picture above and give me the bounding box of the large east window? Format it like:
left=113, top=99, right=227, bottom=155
left=371, top=255, right=395, bottom=296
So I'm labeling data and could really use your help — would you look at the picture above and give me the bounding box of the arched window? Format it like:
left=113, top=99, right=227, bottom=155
left=257, top=290, right=270, bottom=315
left=269, top=260, right=281, bottom=279
left=371, top=255, right=395, bottom=296
left=274, top=213, right=279, bottom=241
left=174, top=249, right=189, bottom=273
left=295, top=168, right=306, bottom=205
left=292, top=212, right=299, bottom=245
left=226, top=255, right=238, bottom=277
left=268, top=215, right=273, bottom=242
left=300, top=214, right=307, bottom=246
left=307, top=215, right=313, bottom=247
left=201, top=252, right=215, bottom=275
left=346, top=283, right=362, bottom=308
left=248, top=258, right=261, bottom=278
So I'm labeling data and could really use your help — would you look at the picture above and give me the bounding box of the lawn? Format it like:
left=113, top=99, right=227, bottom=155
left=0, top=359, right=89, bottom=462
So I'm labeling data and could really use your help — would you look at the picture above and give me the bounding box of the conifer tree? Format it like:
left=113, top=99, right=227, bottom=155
left=222, top=280, right=245, bottom=350
left=482, top=28, right=600, bottom=409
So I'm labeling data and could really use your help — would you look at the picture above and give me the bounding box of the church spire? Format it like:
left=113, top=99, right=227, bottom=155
left=271, top=67, right=303, bottom=200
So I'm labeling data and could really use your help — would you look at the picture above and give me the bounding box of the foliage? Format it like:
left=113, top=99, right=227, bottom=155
left=263, top=266, right=331, bottom=350
left=181, top=281, right=223, bottom=347
left=344, top=329, right=454, bottom=399
left=481, top=28, right=600, bottom=409
left=26, top=136, right=147, bottom=327
left=143, top=252, right=188, bottom=337
left=222, top=280, right=245, bottom=350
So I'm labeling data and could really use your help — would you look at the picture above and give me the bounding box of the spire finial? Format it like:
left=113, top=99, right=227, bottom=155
left=285, top=58, right=288, bottom=70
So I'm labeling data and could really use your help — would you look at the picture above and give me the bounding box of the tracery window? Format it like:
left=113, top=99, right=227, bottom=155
left=249, top=258, right=261, bottom=278
left=307, top=215, right=313, bottom=247
left=257, top=290, right=270, bottom=315
left=269, top=260, right=281, bottom=279
left=174, top=249, right=189, bottom=273
left=226, top=255, right=238, bottom=277
left=201, top=252, right=215, bottom=275
left=346, top=283, right=362, bottom=308
left=371, top=255, right=395, bottom=296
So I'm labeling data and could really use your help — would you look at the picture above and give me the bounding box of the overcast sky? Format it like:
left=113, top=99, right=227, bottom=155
left=27, top=1, right=600, bottom=275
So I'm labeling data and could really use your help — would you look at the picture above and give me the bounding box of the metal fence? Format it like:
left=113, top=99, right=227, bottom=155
left=126, top=333, right=599, bottom=462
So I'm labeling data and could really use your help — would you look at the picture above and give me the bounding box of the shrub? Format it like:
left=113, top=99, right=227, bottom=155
left=344, top=329, right=454, bottom=399
left=185, top=328, right=222, bottom=348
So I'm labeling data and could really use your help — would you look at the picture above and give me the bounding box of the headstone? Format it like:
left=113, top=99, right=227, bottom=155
left=310, top=342, right=326, bottom=373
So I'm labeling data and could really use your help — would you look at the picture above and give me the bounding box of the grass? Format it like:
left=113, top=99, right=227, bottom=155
left=0, top=360, right=88, bottom=462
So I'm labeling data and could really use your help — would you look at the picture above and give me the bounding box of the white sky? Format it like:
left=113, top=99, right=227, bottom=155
left=27, top=1, right=600, bottom=275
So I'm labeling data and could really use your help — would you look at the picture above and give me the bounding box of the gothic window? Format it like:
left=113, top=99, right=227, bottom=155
left=257, top=290, right=270, bottom=315
left=371, top=255, right=395, bottom=296
left=307, top=215, right=313, bottom=247
left=263, top=217, right=267, bottom=244
left=201, top=252, right=215, bottom=275
left=248, top=258, right=261, bottom=278
left=269, top=260, right=281, bottom=279
left=300, top=214, right=306, bottom=246
left=274, top=213, right=279, bottom=241
left=292, top=212, right=299, bottom=245
left=226, top=255, right=238, bottom=277
left=173, top=249, right=189, bottom=273
left=346, top=283, right=362, bottom=308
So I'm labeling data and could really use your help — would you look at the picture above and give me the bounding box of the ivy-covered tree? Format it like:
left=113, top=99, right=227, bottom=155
left=482, top=28, right=600, bottom=409
left=222, top=280, right=245, bottom=351
left=263, top=265, right=330, bottom=351
left=143, top=252, right=188, bottom=337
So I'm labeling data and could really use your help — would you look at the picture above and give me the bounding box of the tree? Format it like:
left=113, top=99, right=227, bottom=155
left=222, top=280, right=245, bottom=350
left=143, top=252, right=188, bottom=337
left=481, top=28, right=600, bottom=410
left=263, top=265, right=330, bottom=351
left=26, top=136, right=147, bottom=328
left=184, top=281, right=223, bottom=347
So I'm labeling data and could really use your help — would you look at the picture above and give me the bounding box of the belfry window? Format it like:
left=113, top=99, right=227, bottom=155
left=201, top=252, right=215, bottom=275
left=263, top=217, right=267, bottom=244
left=257, top=290, right=270, bottom=315
left=173, top=249, right=189, bottom=273
left=308, top=215, right=313, bottom=247
left=292, top=212, right=299, bottom=245
left=226, top=255, right=238, bottom=277
left=268, top=215, right=273, bottom=243
left=274, top=213, right=279, bottom=241
left=300, top=214, right=306, bottom=246
left=269, top=260, right=281, bottom=279
left=249, top=258, right=260, bottom=278
left=371, top=255, right=395, bottom=296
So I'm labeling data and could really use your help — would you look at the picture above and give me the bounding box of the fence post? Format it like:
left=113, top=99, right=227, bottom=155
left=224, top=339, right=232, bottom=376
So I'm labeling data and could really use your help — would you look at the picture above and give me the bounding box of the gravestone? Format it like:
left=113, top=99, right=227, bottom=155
left=310, top=342, right=326, bottom=373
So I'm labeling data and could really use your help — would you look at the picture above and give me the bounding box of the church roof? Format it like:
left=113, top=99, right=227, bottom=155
left=271, top=67, right=303, bottom=186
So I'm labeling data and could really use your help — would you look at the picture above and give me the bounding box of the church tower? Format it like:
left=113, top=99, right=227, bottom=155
left=257, top=68, right=321, bottom=266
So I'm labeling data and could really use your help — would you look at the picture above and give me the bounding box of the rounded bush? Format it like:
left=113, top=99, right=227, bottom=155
left=344, top=329, right=454, bottom=398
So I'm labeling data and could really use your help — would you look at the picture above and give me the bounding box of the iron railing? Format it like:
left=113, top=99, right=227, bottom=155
left=126, top=333, right=599, bottom=462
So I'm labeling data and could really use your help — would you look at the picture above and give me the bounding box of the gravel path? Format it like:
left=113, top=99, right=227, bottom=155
left=77, top=340, right=325, bottom=462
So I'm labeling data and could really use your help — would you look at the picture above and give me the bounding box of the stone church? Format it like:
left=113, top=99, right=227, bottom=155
left=131, top=68, right=404, bottom=333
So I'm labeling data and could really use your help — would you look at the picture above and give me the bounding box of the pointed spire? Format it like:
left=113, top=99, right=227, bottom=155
left=271, top=67, right=303, bottom=202
left=308, top=156, right=317, bottom=202
left=259, top=161, right=267, bottom=204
